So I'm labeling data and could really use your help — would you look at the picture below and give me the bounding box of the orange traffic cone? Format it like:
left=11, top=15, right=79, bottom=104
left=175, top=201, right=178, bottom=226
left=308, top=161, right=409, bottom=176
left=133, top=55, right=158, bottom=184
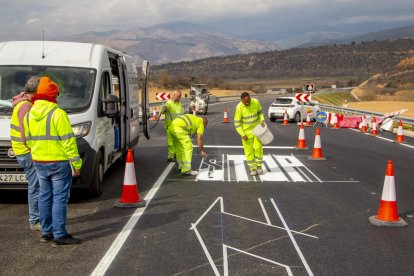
left=361, top=115, right=367, bottom=133
left=223, top=108, right=230, bottom=123
left=394, top=120, right=405, bottom=143
left=370, top=117, right=378, bottom=136
left=282, top=110, right=289, bottom=125
left=151, top=107, right=158, bottom=121
left=192, top=106, right=197, bottom=116
left=305, top=113, right=311, bottom=127
left=332, top=114, right=339, bottom=129
left=114, top=149, right=146, bottom=208
left=295, top=122, right=308, bottom=149
left=309, top=128, right=326, bottom=160
left=369, top=160, right=407, bottom=227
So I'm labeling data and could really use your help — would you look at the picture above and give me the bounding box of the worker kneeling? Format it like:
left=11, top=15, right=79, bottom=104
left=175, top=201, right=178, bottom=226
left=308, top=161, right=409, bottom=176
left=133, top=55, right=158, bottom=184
left=168, top=114, right=207, bottom=176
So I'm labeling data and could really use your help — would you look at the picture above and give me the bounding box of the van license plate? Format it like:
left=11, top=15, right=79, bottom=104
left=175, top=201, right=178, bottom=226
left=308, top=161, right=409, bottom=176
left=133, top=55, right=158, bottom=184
left=0, top=174, right=27, bottom=183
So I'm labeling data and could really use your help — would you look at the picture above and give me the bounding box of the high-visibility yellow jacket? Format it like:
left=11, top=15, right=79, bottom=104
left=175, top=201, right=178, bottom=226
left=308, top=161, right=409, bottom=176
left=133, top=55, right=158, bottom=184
left=23, top=100, right=82, bottom=169
left=171, top=114, right=204, bottom=136
left=234, top=98, right=265, bottom=138
left=163, top=99, right=183, bottom=128
left=10, top=101, right=31, bottom=155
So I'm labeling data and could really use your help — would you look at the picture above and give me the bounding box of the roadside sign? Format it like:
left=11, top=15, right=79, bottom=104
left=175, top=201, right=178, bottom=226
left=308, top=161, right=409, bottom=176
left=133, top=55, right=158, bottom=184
left=295, top=93, right=311, bottom=102
left=316, top=111, right=327, bottom=123
left=156, top=92, right=170, bottom=101
left=305, top=83, right=314, bottom=92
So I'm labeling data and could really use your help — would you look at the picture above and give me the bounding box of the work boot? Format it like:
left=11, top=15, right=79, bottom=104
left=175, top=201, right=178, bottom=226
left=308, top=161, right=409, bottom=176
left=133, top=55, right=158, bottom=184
left=182, top=170, right=198, bottom=176
left=30, top=221, right=41, bottom=231
left=52, top=234, right=81, bottom=247
left=257, top=168, right=264, bottom=175
left=250, top=170, right=258, bottom=176
left=40, top=233, right=54, bottom=243
left=167, top=157, right=176, bottom=162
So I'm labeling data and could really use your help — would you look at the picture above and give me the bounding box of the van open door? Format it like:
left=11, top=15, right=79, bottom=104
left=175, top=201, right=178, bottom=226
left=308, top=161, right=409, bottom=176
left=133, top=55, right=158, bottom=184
left=140, top=61, right=150, bottom=140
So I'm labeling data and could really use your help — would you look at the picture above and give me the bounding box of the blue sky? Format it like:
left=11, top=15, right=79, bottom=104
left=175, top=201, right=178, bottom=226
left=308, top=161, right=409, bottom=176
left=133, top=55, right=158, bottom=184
left=1, top=0, right=413, bottom=41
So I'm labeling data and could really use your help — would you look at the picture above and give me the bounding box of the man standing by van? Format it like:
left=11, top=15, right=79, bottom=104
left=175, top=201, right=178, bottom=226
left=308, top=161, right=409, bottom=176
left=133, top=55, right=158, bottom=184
left=161, top=90, right=183, bottom=162
left=10, top=76, right=41, bottom=231
left=168, top=114, right=207, bottom=176
left=234, top=92, right=265, bottom=176
left=24, top=77, right=82, bottom=246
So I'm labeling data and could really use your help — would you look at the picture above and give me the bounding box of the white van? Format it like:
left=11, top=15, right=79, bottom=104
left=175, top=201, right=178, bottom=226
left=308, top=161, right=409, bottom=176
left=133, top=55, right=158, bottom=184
left=0, top=41, right=150, bottom=196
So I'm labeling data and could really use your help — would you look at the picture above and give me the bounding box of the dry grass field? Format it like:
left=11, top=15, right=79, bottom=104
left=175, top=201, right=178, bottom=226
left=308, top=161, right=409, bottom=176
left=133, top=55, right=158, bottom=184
left=347, top=101, right=414, bottom=118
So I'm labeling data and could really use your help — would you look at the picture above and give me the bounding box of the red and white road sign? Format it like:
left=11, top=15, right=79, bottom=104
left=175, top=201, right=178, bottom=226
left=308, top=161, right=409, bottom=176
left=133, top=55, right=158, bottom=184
left=156, top=92, right=171, bottom=101
left=295, top=93, right=311, bottom=102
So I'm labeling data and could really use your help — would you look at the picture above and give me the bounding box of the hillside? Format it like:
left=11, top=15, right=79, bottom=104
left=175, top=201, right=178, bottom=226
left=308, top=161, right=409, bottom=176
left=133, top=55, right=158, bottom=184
left=151, top=39, right=414, bottom=82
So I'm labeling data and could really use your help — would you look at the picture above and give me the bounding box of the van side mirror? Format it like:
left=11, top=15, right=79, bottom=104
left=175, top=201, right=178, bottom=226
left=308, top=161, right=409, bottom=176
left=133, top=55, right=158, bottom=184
left=103, top=94, right=119, bottom=118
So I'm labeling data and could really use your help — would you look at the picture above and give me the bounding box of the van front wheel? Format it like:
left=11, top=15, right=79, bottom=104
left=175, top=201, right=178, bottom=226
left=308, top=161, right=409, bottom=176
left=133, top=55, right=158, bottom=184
left=89, top=152, right=103, bottom=197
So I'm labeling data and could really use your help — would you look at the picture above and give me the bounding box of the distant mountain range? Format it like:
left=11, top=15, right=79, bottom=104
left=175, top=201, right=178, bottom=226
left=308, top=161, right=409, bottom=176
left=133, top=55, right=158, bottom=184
left=62, top=22, right=414, bottom=65
left=63, top=22, right=280, bottom=65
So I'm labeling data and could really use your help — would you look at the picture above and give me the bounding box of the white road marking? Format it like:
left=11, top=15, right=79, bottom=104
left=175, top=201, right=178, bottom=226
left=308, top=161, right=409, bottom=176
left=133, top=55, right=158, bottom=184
left=195, top=145, right=295, bottom=149
left=271, top=198, right=314, bottom=276
left=274, top=155, right=305, bottom=182
left=192, top=224, right=221, bottom=276
left=90, top=162, right=175, bottom=276
left=260, top=155, right=289, bottom=182
left=258, top=198, right=272, bottom=225
left=349, top=128, right=414, bottom=149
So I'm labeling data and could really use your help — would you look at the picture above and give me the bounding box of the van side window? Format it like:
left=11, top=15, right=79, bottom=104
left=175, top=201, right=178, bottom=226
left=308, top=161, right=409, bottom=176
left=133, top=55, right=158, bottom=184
left=98, top=71, right=111, bottom=117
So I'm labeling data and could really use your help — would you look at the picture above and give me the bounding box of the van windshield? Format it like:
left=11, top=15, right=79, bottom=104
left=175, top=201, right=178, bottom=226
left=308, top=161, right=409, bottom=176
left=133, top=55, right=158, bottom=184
left=0, top=66, right=96, bottom=114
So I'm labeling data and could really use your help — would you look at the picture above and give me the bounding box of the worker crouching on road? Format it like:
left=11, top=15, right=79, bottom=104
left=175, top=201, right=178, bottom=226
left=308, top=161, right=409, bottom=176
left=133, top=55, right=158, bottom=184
left=11, top=76, right=41, bottom=231
left=161, top=90, right=183, bottom=162
left=168, top=114, right=207, bottom=176
left=234, top=92, right=265, bottom=176
left=24, top=77, right=82, bottom=247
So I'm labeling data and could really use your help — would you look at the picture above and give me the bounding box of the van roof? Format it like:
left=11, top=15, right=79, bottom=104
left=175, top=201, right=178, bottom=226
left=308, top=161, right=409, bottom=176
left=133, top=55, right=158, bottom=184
left=0, top=41, right=132, bottom=68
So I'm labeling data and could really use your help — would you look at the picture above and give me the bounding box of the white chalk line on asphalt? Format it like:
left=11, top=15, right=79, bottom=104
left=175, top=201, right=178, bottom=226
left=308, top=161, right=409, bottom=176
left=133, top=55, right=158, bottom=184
left=90, top=162, right=175, bottom=276
left=194, top=145, right=295, bottom=149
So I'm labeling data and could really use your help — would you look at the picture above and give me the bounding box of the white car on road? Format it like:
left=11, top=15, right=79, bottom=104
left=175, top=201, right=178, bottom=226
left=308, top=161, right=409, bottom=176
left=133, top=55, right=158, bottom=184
left=268, top=97, right=320, bottom=123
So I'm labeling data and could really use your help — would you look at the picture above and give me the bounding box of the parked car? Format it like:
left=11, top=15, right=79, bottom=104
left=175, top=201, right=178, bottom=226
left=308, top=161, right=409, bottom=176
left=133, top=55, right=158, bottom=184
left=268, top=97, right=320, bottom=123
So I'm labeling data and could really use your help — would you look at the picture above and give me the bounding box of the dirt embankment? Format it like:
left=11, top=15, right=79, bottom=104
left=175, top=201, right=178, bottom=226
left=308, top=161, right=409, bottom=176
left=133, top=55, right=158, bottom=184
left=347, top=101, right=414, bottom=118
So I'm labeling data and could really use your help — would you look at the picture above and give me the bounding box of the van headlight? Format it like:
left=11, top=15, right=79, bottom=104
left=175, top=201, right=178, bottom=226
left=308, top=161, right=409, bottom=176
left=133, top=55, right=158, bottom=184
left=72, top=122, right=92, bottom=138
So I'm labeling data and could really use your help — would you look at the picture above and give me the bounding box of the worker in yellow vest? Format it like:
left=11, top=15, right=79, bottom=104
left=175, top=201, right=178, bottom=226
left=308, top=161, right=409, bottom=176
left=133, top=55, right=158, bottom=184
left=10, top=76, right=41, bottom=231
left=168, top=114, right=207, bottom=176
left=234, top=92, right=265, bottom=176
left=161, top=90, right=184, bottom=162
left=24, top=77, right=82, bottom=246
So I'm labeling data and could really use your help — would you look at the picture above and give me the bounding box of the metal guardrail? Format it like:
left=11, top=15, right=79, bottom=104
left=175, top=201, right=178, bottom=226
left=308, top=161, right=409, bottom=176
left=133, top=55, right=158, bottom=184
left=318, top=103, right=414, bottom=129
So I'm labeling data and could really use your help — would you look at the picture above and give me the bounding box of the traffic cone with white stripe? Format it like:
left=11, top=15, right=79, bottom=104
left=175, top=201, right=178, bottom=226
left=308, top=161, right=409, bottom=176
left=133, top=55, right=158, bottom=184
left=114, top=149, right=146, bottom=208
left=361, top=115, right=367, bottom=133
left=394, top=120, right=405, bottom=143
left=151, top=107, right=158, bottom=121
left=223, top=109, right=230, bottom=123
left=332, top=113, right=339, bottom=129
left=369, top=160, right=407, bottom=227
left=309, top=127, right=326, bottom=160
left=295, top=122, right=308, bottom=149
left=370, top=117, right=378, bottom=136
left=305, top=113, right=311, bottom=127
left=282, top=110, right=289, bottom=125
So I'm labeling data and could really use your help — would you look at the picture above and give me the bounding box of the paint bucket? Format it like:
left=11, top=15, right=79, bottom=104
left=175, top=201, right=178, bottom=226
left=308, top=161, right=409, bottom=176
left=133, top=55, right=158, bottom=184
left=253, top=124, right=274, bottom=145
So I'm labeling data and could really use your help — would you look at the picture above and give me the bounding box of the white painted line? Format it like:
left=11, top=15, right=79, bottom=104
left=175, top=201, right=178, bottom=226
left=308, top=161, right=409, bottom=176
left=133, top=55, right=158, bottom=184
left=226, top=154, right=231, bottom=182
left=274, top=155, right=305, bottom=182
left=225, top=244, right=293, bottom=276
left=222, top=211, right=318, bottom=239
left=349, top=128, right=414, bottom=149
left=90, top=162, right=175, bottom=276
left=194, top=145, right=295, bottom=149
left=400, top=142, right=414, bottom=149
left=323, top=180, right=360, bottom=183
left=296, top=166, right=312, bottom=182
left=258, top=198, right=272, bottom=225
left=195, top=157, right=205, bottom=182
left=223, top=244, right=229, bottom=276
left=291, top=153, right=323, bottom=183
left=222, top=154, right=225, bottom=182
left=192, top=224, right=221, bottom=276
left=190, top=197, right=222, bottom=230
left=271, top=198, right=314, bottom=276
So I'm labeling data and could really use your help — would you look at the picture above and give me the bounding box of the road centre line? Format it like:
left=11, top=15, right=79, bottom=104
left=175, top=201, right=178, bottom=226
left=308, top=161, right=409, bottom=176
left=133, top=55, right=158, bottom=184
left=90, top=162, right=175, bottom=276
left=349, top=128, right=414, bottom=149
left=196, top=145, right=295, bottom=149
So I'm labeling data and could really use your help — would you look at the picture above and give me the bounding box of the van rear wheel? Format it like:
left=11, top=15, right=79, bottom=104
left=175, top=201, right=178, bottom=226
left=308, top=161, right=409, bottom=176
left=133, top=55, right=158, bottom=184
left=89, top=152, right=103, bottom=197
left=294, top=112, right=301, bottom=123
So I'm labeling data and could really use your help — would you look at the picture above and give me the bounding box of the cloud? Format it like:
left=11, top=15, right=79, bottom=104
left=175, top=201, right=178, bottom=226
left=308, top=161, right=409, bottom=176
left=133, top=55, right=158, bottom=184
left=0, top=0, right=413, bottom=41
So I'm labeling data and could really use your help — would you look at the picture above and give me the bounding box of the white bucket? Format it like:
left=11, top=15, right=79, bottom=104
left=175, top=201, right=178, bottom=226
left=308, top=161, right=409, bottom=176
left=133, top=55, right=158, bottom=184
left=253, top=124, right=274, bottom=145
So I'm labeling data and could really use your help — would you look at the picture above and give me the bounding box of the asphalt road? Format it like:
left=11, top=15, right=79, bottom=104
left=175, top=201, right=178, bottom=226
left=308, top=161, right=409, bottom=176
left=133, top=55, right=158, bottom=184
left=1, top=97, right=413, bottom=276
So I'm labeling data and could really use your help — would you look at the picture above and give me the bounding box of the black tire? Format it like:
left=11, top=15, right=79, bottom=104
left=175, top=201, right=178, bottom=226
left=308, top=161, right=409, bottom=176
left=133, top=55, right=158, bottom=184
left=89, top=151, right=103, bottom=197
left=269, top=118, right=276, bottom=122
left=294, top=112, right=301, bottom=123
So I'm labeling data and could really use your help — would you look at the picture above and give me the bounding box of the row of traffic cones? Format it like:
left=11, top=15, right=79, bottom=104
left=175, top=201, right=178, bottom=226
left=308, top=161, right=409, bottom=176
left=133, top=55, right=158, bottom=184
left=295, top=122, right=326, bottom=160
